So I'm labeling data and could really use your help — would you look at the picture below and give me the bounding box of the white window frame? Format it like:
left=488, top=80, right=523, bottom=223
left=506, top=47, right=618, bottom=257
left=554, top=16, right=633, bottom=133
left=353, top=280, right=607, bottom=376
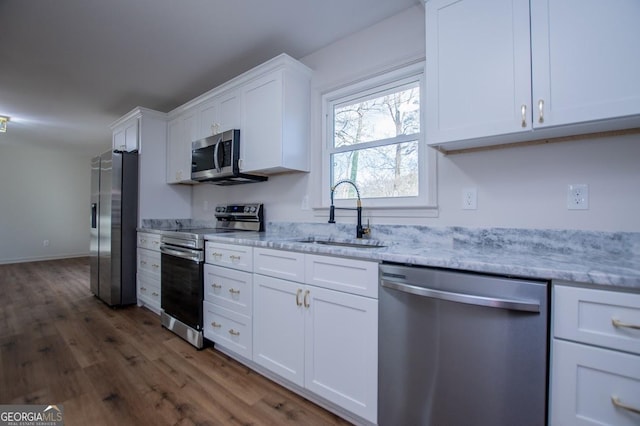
left=320, top=61, right=437, bottom=216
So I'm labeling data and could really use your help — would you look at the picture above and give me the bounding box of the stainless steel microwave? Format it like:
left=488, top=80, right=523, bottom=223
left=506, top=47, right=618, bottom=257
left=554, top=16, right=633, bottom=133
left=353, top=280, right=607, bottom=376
left=191, top=129, right=267, bottom=185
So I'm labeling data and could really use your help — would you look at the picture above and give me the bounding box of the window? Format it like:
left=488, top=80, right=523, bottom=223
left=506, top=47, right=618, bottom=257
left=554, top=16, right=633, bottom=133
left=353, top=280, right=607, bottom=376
left=322, top=62, right=436, bottom=213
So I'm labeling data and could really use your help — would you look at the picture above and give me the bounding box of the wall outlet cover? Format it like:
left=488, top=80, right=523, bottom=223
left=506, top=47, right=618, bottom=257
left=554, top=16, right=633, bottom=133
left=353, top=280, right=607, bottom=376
left=462, top=188, right=477, bottom=210
left=567, top=184, right=589, bottom=210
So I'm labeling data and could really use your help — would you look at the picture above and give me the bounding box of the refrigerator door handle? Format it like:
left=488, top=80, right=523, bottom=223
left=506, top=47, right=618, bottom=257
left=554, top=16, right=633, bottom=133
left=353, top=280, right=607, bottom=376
left=91, top=203, right=97, bottom=229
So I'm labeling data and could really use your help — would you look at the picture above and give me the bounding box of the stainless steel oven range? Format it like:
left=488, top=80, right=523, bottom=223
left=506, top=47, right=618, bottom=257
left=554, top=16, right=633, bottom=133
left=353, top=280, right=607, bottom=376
left=159, top=203, right=264, bottom=349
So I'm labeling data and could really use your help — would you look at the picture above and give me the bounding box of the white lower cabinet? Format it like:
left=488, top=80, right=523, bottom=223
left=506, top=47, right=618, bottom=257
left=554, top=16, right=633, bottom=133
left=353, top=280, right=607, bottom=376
left=550, top=283, right=640, bottom=425
left=136, top=232, right=161, bottom=315
left=203, top=245, right=254, bottom=359
left=252, top=248, right=378, bottom=423
left=253, top=274, right=305, bottom=385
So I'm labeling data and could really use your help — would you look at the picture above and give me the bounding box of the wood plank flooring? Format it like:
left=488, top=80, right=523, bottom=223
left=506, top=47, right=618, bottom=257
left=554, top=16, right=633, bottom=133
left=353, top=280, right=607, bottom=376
left=0, top=258, right=351, bottom=425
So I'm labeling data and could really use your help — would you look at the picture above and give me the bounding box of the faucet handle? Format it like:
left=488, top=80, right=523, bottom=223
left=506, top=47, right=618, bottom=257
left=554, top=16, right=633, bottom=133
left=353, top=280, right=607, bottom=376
left=363, top=219, right=371, bottom=236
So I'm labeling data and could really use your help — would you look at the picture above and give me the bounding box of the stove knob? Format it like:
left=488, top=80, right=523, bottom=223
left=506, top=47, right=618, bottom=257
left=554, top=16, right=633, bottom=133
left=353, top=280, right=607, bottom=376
left=244, top=206, right=250, bottom=213
left=251, top=206, right=257, bottom=213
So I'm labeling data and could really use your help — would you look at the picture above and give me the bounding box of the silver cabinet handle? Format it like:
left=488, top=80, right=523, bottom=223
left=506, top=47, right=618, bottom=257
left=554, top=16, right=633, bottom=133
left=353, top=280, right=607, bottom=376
left=538, top=99, right=544, bottom=123
left=381, top=280, right=540, bottom=313
left=521, top=104, right=527, bottom=128
left=211, top=283, right=222, bottom=289
left=228, top=288, right=240, bottom=295
left=228, top=329, right=240, bottom=336
left=611, top=395, right=640, bottom=415
left=303, top=290, right=310, bottom=308
left=229, top=255, right=241, bottom=261
left=612, top=318, right=640, bottom=330
left=211, top=321, right=222, bottom=328
left=295, top=289, right=303, bottom=307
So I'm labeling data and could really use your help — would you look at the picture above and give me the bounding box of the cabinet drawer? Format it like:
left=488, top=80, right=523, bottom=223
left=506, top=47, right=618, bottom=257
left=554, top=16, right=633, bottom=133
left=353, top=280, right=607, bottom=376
left=203, top=301, right=252, bottom=359
left=203, top=264, right=252, bottom=316
left=305, top=254, right=378, bottom=298
left=137, top=272, right=161, bottom=314
left=550, top=339, right=640, bottom=426
left=254, top=247, right=305, bottom=282
left=554, top=285, right=640, bottom=355
left=205, top=242, right=253, bottom=272
left=137, top=248, right=161, bottom=277
left=137, top=233, right=161, bottom=251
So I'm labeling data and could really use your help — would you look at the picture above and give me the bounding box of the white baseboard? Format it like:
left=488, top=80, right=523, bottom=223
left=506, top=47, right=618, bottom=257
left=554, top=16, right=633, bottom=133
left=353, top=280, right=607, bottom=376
left=0, top=252, right=89, bottom=265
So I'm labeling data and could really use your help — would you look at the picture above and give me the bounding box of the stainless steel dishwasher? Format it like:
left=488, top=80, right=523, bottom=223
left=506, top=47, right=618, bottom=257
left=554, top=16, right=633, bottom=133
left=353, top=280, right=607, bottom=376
left=379, top=262, right=549, bottom=426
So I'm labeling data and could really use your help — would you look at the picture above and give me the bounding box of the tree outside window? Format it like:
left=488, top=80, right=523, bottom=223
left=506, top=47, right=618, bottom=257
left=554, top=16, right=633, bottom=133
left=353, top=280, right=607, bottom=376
left=329, top=80, right=421, bottom=201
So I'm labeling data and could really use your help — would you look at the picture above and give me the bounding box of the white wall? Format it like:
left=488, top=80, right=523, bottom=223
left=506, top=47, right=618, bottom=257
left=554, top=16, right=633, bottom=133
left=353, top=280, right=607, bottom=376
left=192, top=5, right=640, bottom=233
left=0, top=144, right=93, bottom=263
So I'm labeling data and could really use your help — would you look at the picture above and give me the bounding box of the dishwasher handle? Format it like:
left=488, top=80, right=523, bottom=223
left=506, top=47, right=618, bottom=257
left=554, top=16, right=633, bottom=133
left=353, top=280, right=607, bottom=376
left=381, top=279, right=540, bottom=313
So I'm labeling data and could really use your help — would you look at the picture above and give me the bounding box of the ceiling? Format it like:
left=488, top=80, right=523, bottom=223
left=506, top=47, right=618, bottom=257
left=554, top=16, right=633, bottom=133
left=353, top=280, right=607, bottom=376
left=0, top=0, right=420, bottom=155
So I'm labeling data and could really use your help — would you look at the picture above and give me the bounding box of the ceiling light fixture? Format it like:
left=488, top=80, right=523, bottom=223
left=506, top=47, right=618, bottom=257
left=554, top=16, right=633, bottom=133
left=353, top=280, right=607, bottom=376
left=0, top=116, right=9, bottom=133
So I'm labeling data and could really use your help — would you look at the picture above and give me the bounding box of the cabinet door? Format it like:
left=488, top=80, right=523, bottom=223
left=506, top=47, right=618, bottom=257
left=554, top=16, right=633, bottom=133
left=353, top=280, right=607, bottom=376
left=124, top=121, right=139, bottom=152
left=217, top=90, right=240, bottom=132
left=199, top=98, right=218, bottom=139
left=240, top=72, right=283, bottom=172
left=550, top=339, right=640, bottom=426
left=531, top=0, right=640, bottom=129
left=425, top=0, right=532, bottom=144
left=305, top=286, right=378, bottom=423
left=253, top=274, right=305, bottom=386
left=166, top=117, right=187, bottom=183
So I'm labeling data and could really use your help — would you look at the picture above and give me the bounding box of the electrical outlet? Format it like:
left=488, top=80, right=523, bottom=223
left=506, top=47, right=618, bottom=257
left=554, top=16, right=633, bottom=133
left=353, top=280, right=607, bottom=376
left=462, top=188, right=477, bottom=210
left=567, top=184, right=589, bottom=210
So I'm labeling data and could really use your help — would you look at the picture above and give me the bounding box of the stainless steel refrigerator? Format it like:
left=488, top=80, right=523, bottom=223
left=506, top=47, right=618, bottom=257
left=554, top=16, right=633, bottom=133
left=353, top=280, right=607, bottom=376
left=90, top=150, right=138, bottom=306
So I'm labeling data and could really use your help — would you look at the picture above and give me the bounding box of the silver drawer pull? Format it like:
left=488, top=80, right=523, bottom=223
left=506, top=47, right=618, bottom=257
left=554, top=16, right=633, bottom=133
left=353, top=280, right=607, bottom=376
left=141, top=287, right=147, bottom=291
left=152, top=264, right=159, bottom=268
left=295, top=288, right=303, bottom=307
left=140, top=260, right=147, bottom=265
left=228, top=288, right=240, bottom=295
left=612, top=318, right=640, bottom=331
left=229, top=255, right=241, bottom=261
left=211, top=252, right=222, bottom=257
left=228, top=329, right=240, bottom=336
left=521, top=104, right=527, bottom=128
left=211, top=283, right=222, bottom=289
left=611, top=395, right=640, bottom=415
left=211, top=322, right=222, bottom=328
left=151, top=292, right=159, bottom=297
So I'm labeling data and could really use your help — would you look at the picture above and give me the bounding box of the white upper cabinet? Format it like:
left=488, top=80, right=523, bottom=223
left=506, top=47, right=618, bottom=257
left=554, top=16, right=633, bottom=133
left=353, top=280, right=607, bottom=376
left=425, top=0, right=640, bottom=152
left=112, top=114, right=139, bottom=152
left=165, top=54, right=311, bottom=184
left=425, top=0, right=532, bottom=145
left=166, top=107, right=198, bottom=184
left=198, top=89, right=240, bottom=140
left=239, top=60, right=311, bottom=174
left=530, top=0, right=640, bottom=129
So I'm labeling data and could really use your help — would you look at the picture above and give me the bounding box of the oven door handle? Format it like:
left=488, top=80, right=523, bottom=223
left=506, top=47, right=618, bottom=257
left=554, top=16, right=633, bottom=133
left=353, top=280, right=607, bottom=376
left=160, top=245, right=203, bottom=263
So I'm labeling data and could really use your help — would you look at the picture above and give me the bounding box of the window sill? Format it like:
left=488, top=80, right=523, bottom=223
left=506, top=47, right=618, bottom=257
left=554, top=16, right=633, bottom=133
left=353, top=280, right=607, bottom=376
left=311, top=205, right=439, bottom=220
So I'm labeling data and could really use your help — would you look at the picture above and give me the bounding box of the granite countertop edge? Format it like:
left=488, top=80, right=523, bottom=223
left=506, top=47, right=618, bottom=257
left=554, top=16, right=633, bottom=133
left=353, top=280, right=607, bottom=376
left=139, top=221, right=640, bottom=290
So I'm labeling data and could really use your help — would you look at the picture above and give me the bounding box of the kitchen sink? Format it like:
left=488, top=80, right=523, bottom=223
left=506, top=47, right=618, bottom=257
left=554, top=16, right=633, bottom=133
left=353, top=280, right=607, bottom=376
left=293, top=237, right=386, bottom=249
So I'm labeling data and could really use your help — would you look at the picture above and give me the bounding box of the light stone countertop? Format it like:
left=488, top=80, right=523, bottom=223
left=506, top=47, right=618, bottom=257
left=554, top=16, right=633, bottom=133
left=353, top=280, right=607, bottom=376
left=200, top=222, right=640, bottom=290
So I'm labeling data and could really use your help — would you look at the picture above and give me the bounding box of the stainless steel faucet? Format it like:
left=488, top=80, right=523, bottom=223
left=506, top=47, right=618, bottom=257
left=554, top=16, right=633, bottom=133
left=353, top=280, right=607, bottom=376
left=328, top=179, right=370, bottom=238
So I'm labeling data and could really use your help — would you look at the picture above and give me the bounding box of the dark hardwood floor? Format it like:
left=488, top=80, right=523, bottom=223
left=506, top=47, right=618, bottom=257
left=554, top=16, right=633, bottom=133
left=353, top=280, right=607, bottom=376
left=0, top=258, right=351, bottom=425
